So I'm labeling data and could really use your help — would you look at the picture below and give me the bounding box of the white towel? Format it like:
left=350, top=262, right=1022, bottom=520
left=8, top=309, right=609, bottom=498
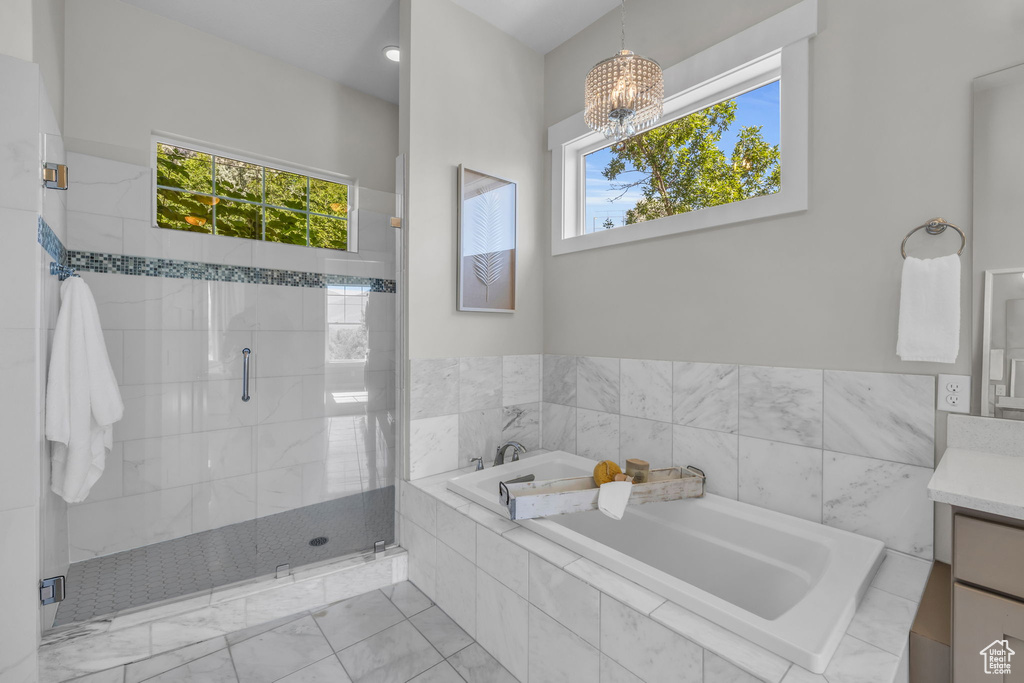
left=897, top=254, right=961, bottom=363
left=597, top=481, right=633, bottom=520
left=46, top=277, right=124, bottom=503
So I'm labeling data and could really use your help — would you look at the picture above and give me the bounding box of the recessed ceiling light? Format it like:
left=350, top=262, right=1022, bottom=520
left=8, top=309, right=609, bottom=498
left=383, top=46, right=400, bottom=63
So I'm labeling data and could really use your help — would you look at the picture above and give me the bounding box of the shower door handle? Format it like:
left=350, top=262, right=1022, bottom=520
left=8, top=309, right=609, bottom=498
left=241, top=348, right=251, bottom=402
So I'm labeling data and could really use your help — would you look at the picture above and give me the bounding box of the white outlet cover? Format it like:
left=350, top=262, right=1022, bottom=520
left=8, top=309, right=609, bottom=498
left=938, top=373, right=971, bottom=414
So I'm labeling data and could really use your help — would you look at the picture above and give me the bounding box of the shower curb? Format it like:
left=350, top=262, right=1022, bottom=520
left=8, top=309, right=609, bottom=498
left=37, top=548, right=408, bottom=682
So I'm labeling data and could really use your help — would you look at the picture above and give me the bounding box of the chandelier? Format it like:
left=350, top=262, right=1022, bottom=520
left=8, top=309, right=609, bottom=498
left=584, top=0, right=664, bottom=141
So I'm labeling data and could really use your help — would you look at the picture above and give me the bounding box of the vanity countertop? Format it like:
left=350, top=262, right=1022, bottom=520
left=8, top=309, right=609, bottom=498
left=928, top=447, right=1024, bottom=520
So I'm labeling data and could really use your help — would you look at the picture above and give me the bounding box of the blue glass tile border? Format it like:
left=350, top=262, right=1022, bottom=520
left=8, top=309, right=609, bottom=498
left=65, top=250, right=397, bottom=293
left=38, top=216, right=67, bottom=266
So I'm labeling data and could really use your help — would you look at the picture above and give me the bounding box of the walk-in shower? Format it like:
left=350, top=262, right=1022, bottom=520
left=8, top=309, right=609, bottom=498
left=41, top=148, right=400, bottom=629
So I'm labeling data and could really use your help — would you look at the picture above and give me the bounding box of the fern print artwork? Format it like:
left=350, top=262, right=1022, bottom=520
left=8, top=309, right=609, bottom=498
left=458, top=167, right=516, bottom=312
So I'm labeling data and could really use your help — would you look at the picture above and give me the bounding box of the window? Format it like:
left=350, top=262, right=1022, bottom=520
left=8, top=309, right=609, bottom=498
left=154, top=141, right=353, bottom=251
left=549, top=0, right=816, bottom=255
left=327, top=285, right=369, bottom=362
left=583, top=80, right=780, bottom=233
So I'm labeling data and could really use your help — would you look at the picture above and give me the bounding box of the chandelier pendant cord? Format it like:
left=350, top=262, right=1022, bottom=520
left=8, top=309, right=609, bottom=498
left=620, top=0, right=626, bottom=51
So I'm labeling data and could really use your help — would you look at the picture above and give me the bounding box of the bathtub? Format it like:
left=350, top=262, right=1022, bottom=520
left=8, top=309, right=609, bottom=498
left=447, top=451, right=884, bottom=673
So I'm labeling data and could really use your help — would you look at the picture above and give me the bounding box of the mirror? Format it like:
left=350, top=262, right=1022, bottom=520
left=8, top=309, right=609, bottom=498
left=974, top=63, right=1024, bottom=418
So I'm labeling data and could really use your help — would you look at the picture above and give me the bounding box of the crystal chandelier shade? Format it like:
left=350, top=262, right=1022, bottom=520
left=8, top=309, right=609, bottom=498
left=584, top=49, right=664, bottom=141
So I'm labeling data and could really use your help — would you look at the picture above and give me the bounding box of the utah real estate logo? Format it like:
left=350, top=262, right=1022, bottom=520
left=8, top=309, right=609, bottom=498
left=981, top=639, right=1014, bottom=675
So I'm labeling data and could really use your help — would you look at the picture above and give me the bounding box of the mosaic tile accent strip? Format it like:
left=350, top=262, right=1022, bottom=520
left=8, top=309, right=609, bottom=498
left=38, top=216, right=68, bottom=265
left=66, top=250, right=397, bottom=293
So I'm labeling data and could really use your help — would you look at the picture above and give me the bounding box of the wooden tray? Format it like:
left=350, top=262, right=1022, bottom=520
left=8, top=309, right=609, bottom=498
left=498, top=466, right=705, bottom=521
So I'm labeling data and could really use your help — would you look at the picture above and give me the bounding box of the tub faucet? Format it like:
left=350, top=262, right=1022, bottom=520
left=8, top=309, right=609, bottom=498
left=493, top=441, right=526, bottom=467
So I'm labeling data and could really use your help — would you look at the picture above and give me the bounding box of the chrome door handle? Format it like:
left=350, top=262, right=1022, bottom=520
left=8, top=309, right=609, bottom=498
left=242, top=348, right=251, bottom=402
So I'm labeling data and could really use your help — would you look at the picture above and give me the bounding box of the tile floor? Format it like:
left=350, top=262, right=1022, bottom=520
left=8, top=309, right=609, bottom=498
left=55, top=487, right=395, bottom=627
left=67, top=581, right=516, bottom=683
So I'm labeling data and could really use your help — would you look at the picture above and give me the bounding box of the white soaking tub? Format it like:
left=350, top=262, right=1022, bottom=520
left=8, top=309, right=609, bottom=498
left=447, top=451, right=884, bottom=673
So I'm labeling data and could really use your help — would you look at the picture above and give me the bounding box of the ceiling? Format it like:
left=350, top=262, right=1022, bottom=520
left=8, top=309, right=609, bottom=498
left=121, top=0, right=401, bottom=104
left=121, top=0, right=620, bottom=104
left=450, top=0, right=622, bottom=54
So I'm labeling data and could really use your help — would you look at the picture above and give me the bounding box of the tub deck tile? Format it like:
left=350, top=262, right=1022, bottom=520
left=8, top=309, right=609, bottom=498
left=651, top=601, right=791, bottom=683
left=564, top=558, right=665, bottom=616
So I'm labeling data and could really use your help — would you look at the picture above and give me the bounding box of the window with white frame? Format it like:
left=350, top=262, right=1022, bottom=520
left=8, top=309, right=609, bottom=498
left=154, top=140, right=355, bottom=251
left=549, top=0, right=816, bottom=255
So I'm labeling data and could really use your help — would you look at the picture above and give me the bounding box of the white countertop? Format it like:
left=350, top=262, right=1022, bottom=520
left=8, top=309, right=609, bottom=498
left=928, top=447, right=1024, bottom=520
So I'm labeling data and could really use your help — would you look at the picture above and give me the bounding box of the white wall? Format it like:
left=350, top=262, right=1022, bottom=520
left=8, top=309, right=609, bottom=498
left=63, top=0, right=398, bottom=194
left=402, top=0, right=545, bottom=359
left=0, top=0, right=33, bottom=62
left=542, top=0, right=1024, bottom=377
left=32, top=0, right=64, bottom=132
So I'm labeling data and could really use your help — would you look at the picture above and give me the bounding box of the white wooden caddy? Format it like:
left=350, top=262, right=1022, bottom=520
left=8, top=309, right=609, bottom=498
left=498, top=466, right=706, bottom=521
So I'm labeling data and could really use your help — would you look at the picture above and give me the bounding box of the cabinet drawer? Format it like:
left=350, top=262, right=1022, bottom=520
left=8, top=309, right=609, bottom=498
left=953, top=583, right=1024, bottom=682
left=955, top=515, right=1024, bottom=600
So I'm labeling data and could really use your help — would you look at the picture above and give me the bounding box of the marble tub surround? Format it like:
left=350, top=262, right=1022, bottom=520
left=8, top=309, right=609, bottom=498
left=411, top=355, right=937, bottom=559
left=401, top=474, right=932, bottom=683
left=38, top=550, right=407, bottom=682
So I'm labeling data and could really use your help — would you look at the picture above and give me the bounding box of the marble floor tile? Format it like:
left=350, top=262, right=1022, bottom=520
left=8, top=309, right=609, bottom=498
left=845, top=587, right=917, bottom=656
left=600, top=654, right=644, bottom=683
left=460, top=357, right=502, bottom=411
left=600, top=596, right=702, bottom=683
left=620, top=416, right=674, bottom=469
left=822, top=451, right=933, bottom=559
left=577, top=356, right=620, bottom=413
left=446, top=643, right=517, bottom=683
left=542, top=354, right=577, bottom=406
left=528, top=554, right=600, bottom=647
left=528, top=605, right=600, bottom=683
left=823, top=371, right=934, bottom=467
left=410, top=359, right=459, bottom=419
left=870, top=550, right=931, bottom=603
left=673, top=362, right=739, bottom=434
left=230, top=615, right=332, bottom=683
left=125, top=637, right=227, bottom=683
left=620, top=359, right=672, bottom=422
left=312, top=590, right=405, bottom=652
left=739, top=366, right=823, bottom=448
left=576, top=408, right=620, bottom=463
left=409, top=606, right=473, bottom=657
left=225, top=613, right=306, bottom=647
left=381, top=581, right=433, bottom=618
left=475, top=569, right=529, bottom=682
left=541, top=402, right=576, bottom=453
left=336, top=620, right=442, bottom=683
left=822, top=635, right=899, bottom=683
left=502, top=355, right=541, bottom=407
left=738, top=437, right=823, bottom=523
left=673, top=425, right=739, bottom=499
left=408, top=661, right=464, bottom=683
left=147, top=649, right=237, bottom=683
left=275, top=655, right=352, bottom=683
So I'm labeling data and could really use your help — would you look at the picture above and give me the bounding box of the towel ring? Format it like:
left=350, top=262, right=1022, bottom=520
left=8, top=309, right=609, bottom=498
left=901, top=218, right=965, bottom=259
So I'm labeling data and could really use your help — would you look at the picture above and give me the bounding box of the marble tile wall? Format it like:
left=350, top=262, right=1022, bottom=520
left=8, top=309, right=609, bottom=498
left=62, top=153, right=399, bottom=562
left=411, top=354, right=937, bottom=559
left=408, top=355, right=542, bottom=479
left=399, top=473, right=932, bottom=683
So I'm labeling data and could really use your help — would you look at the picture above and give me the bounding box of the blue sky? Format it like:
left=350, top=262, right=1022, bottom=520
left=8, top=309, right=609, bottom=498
left=584, top=80, right=780, bottom=232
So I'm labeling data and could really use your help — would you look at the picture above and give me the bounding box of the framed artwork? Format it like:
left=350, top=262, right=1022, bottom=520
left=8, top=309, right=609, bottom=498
left=457, top=165, right=516, bottom=312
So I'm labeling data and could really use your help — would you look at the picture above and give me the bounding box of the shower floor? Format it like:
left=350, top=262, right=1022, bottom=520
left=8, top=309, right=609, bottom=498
left=52, top=486, right=395, bottom=627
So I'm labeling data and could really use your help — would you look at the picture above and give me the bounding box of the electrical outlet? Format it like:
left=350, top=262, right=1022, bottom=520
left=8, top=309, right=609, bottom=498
left=938, top=373, right=971, bottom=414
left=997, top=384, right=1008, bottom=397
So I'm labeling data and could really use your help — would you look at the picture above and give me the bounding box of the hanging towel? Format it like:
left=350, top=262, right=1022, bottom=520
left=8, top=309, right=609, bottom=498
left=46, top=277, right=124, bottom=503
left=597, top=480, right=633, bottom=520
left=897, top=254, right=961, bottom=363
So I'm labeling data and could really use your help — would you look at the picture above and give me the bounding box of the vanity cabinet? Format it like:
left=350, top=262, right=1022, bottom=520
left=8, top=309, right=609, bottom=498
left=953, top=512, right=1024, bottom=682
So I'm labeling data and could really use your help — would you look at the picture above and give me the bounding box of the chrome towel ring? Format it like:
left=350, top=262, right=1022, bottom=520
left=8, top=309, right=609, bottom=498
left=901, top=218, right=965, bottom=259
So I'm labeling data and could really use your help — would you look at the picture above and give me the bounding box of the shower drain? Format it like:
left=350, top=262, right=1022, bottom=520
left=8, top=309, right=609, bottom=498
left=308, top=536, right=329, bottom=547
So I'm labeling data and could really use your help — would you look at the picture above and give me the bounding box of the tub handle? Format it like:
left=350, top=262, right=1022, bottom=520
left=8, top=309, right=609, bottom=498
left=686, top=465, right=706, bottom=497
